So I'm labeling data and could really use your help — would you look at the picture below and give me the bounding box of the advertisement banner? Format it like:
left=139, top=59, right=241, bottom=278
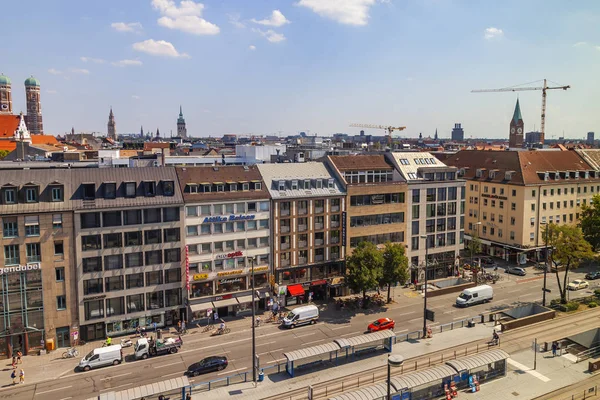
left=185, top=245, right=190, bottom=291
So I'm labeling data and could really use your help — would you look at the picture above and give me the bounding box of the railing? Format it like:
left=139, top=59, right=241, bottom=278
left=298, top=257, right=307, bottom=265
left=330, top=238, right=340, bottom=244
left=281, top=259, right=290, bottom=267
left=315, top=207, right=324, bottom=214
left=281, top=226, right=290, bottom=233
left=556, top=386, right=598, bottom=400
left=315, top=255, right=324, bottom=262
left=576, top=345, right=600, bottom=363
left=315, top=223, right=324, bottom=230
left=298, top=241, right=307, bottom=248
left=298, top=208, right=308, bottom=215
left=331, top=221, right=340, bottom=228
left=315, top=239, right=324, bottom=246
left=281, top=209, right=290, bottom=216
left=331, top=253, right=340, bottom=260
left=27, top=256, right=42, bottom=263
left=331, top=206, right=340, bottom=212
left=281, top=243, right=290, bottom=250
left=298, top=225, right=307, bottom=232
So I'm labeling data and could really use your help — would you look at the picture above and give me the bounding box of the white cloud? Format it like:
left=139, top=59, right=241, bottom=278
left=111, top=22, right=143, bottom=33
left=253, top=29, right=286, bottom=43
left=48, top=68, right=62, bottom=75
left=484, top=27, right=503, bottom=40
left=69, top=68, right=90, bottom=75
left=249, top=45, right=257, bottom=51
left=132, top=95, right=141, bottom=100
left=252, top=10, right=290, bottom=27
left=80, top=56, right=105, bottom=64
left=132, top=39, right=190, bottom=58
left=152, top=0, right=219, bottom=35
left=112, top=59, right=143, bottom=67
left=46, top=90, right=58, bottom=94
left=228, top=13, right=245, bottom=28
left=573, top=42, right=587, bottom=47
left=296, top=0, right=376, bottom=26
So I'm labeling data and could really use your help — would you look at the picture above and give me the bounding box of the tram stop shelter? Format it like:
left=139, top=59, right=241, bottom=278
left=334, top=330, right=396, bottom=358
left=284, top=342, right=341, bottom=377
left=88, top=376, right=190, bottom=400
left=389, top=365, right=458, bottom=400
left=445, top=349, right=509, bottom=388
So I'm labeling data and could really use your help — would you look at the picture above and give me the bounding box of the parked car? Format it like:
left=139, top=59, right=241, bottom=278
left=567, top=280, right=589, bottom=291
left=185, top=356, right=228, bottom=377
left=585, top=271, right=600, bottom=280
left=505, top=266, right=526, bottom=276
left=367, top=318, right=395, bottom=333
left=480, top=257, right=497, bottom=268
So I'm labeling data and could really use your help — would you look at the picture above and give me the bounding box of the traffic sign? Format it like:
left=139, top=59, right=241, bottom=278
left=426, top=309, right=435, bottom=322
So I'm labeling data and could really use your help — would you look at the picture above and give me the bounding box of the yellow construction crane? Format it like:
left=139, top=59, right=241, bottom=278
left=349, top=123, right=407, bottom=146
left=472, top=79, right=570, bottom=143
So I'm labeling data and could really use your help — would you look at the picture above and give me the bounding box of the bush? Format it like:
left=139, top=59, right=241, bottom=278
left=595, top=289, right=600, bottom=299
left=589, top=302, right=598, bottom=308
left=566, top=301, right=580, bottom=312
left=550, top=299, right=560, bottom=307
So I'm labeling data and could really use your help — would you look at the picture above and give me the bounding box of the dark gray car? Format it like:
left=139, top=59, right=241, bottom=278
left=505, top=266, right=526, bottom=276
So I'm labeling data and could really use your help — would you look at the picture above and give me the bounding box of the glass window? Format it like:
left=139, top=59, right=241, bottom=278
left=165, top=288, right=182, bottom=307
left=162, top=180, right=175, bottom=196
left=26, top=243, right=41, bottom=263
left=144, top=208, right=162, bottom=224
left=164, top=248, right=181, bottom=263
left=127, top=294, right=144, bottom=313
left=260, top=201, right=269, bottom=211
left=84, top=278, right=103, bottom=295
left=53, top=214, right=63, bottom=229
left=123, top=210, right=142, bottom=225
left=186, top=206, right=198, bottom=216
left=104, top=183, right=116, bottom=199
left=236, top=203, right=245, bottom=213
left=187, top=225, right=198, bottom=236
left=54, top=241, right=64, bottom=256
left=4, top=244, right=20, bottom=265
left=25, top=187, right=39, bottom=203
left=144, top=229, right=162, bottom=244
left=105, top=276, right=124, bottom=292
left=81, top=212, right=101, bottom=229
left=224, top=203, right=235, bottom=214
left=165, top=268, right=181, bottom=283
left=236, top=239, right=245, bottom=249
left=106, top=297, right=125, bottom=316
left=146, top=271, right=164, bottom=285
left=25, top=215, right=40, bottom=236
left=51, top=186, right=63, bottom=202
left=248, top=202, right=257, bottom=212
left=164, top=228, right=180, bottom=243
left=84, top=300, right=104, bottom=320
left=124, top=182, right=136, bottom=198
left=104, top=254, right=123, bottom=270
left=55, top=267, right=65, bottom=282
left=225, top=222, right=234, bottom=233
left=163, top=207, right=180, bottom=222
left=126, top=273, right=144, bottom=289
left=56, top=295, right=67, bottom=310
left=200, top=205, right=211, bottom=215
left=125, top=252, right=143, bottom=268
left=83, top=257, right=102, bottom=273
left=102, top=211, right=121, bottom=227
left=124, top=231, right=142, bottom=246
left=82, top=234, right=102, bottom=251
left=2, top=217, right=18, bottom=237
left=259, top=219, right=269, bottom=229
left=146, top=291, right=164, bottom=309
left=201, top=223, right=211, bottom=235
left=145, top=251, right=162, bottom=265
left=247, top=220, right=257, bottom=230
left=4, top=188, right=16, bottom=204
left=103, top=233, right=122, bottom=249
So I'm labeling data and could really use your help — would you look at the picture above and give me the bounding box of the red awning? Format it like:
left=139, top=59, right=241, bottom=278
left=310, top=280, right=328, bottom=286
left=288, top=284, right=305, bottom=297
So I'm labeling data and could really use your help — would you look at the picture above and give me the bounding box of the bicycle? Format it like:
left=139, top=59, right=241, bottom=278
left=202, top=323, right=213, bottom=333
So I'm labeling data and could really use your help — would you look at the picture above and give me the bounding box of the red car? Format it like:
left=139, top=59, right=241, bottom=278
left=367, top=318, right=395, bottom=333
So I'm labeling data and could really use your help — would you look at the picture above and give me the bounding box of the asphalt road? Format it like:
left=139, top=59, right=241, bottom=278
left=1, top=266, right=596, bottom=400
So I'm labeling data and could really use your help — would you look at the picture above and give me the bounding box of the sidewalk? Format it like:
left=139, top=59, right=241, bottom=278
left=201, top=323, right=495, bottom=399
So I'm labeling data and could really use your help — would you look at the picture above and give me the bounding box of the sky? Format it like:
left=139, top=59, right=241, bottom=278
left=3, top=0, right=600, bottom=139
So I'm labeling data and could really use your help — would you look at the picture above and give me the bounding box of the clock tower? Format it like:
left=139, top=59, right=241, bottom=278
left=509, top=98, right=524, bottom=148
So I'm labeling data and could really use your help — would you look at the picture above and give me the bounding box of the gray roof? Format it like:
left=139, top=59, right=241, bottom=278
left=334, top=330, right=395, bottom=348
left=390, top=365, right=457, bottom=390
left=445, top=349, right=509, bottom=372
left=89, top=376, right=189, bottom=400
left=284, top=342, right=340, bottom=362
left=257, top=162, right=345, bottom=199
left=328, top=383, right=388, bottom=400
left=385, top=151, right=454, bottom=182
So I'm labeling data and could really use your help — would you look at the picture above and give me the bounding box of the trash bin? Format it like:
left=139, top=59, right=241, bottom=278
left=46, top=338, right=55, bottom=351
left=258, top=372, right=264, bottom=382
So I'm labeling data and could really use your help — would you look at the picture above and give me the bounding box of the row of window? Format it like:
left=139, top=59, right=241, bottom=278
left=279, top=198, right=341, bottom=214
left=81, top=181, right=175, bottom=200
left=471, top=184, right=600, bottom=197
left=2, top=214, right=63, bottom=238
left=186, top=201, right=269, bottom=217
left=84, top=289, right=182, bottom=320
left=279, top=246, right=342, bottom=264
left=542, top=199, right=588, bottom=210
left=343, top=170, right=394, bottom=184
left=188, top=237, right=269, bottom=254
left=81, top=229, right=180, bottom=251
left=349, top=193, right=405, bottom=207
left=83, top=269, right=182, bottom=295
left=411, top=202, right=464, bottom=219
left=280, top=231, right=341, bottom=247
left=411, top=232, right=464, bottom=250
left=186, top=181, right=261, bottom=194
left=80, top=208, right=179, bottom=229
left=398, top=157, right=438, bottom=166
left=1, top=184, right=62, bottom=205
left=420, top=187, right=461, bottom=203
left=4, top=243, right=42, bottom=265
left=349, top=232, right=405, bottom=248
left=82, top=249, right=181, bottom=273
left=349, top=212, right=405, bottom=227
left=275, top=178, right=335, bottom=191
left=189, top=254, right=270, bottom=274
left=186, top=219, right=269, bottom=236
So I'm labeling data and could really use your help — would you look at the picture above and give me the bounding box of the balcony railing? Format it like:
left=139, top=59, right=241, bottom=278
left=330, top=237, right=340, bottom=244
left=331, top=221, right=340, bottom=228
left=280, top=243, right=290, bottom=250
left=280, top=209, right=290, bottom=216
left=281, top=226, right=290, bottom=233
left=314, top=223, right=324, bottom=230
left=315, top=207, right=324, bottom=214
left=281, top=259, right=290, bottom=267
left=4, top=258, right=20, bottom=266
left=298, top=241, right=307, bottom=248
left=298, top=208, right=308, bottom=215
left=315, top=255, right=324, bottom=262
left=298, top=225, right=307, bottom=232
left=315, top=239, right=324, bottom=246
left=331, top=206, right=340, bottom=212
left=298, top=257, right=307, bottom=265
left=27, top=256, right=41, bottom=263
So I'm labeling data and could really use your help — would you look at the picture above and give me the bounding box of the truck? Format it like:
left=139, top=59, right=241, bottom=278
left=283, top=305, right=319, bottom=328
left=79, top=345, right=123, bottom=372
left=456, top=285, right=494, bottom=307
left=134, top=336, right=183, bottom=360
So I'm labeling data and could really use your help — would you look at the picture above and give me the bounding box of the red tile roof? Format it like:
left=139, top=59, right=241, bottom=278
left=0, top=115, right=20, bottom=138
left=328, top=155, right=393, bottom=171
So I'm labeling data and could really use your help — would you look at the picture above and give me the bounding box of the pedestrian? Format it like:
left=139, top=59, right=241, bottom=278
left=19, top=369, right=24, bottom=384
left=16, top=351, right=22, bottom=364
left=177, top=320, right=182, bottom=332
left=11, top=355, right=16, bottom=368
left=552, top=341, right=558, bottom=357
left=182, top=320, right=186, bottom=332
left=10, top=369, right=16, bottom=384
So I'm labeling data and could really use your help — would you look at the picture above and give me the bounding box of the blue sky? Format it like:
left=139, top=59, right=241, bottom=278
left=3, top=0, right=599, bottom=139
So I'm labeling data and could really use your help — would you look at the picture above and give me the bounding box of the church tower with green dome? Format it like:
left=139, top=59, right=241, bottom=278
left=24, top=75, right=43, bottom=134
left=0, top=73, right=12, bottom=114
left=177, top=105, right=187, bottom=139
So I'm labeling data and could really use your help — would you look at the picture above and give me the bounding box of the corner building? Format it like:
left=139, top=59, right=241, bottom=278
left=257, top=162, right=346, bottom=305
left=71, top=168, right=184, bottom=341
left=175, top=166, right=271, bottom=320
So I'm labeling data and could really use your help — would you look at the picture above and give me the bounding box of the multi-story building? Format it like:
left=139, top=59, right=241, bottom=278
left=386, top=152, right=465, bottom=283
left=0, top=170, right=77, bottom=357
left=71, top=168, right=184, bottom=341
left=327, top=155, right=407, bottom=256
left=257, top=162, right=346, bottom=304
left=175, top=166, right=271, bottom=320
left=451, top=123, right=464, bottom=142
left=444, top=149, right=600, bottom=264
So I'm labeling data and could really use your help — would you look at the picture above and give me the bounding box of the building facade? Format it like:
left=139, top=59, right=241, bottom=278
left=257, top=162, right=346, bottom=304
left=0, top=170, right=77, bottom=357
left=386, top=152, right=465, bottom=283
left=509, top=99, right=525, bottom=148
left=71, top=168, right=184, bottom=341
left=451, top=123, right=464, bottom=142
left=176, top=166, right=271, bottom=321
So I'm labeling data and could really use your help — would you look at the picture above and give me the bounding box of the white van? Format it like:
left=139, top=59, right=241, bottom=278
left=79, top=344, right=123, bottom=371
left=283, top=305, right=319, bottom=328
left=456, top=285, right=493, bottom=307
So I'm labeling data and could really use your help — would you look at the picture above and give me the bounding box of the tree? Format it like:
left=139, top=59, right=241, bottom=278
left=580, top=194, right=600, bottom=251
left=345, top=241, right=384, bottom=306
left=466, top=233, right=482, bottom=267
left=546, top=224, right=594, bottom=304
left=381, top=242, right=409, bottom=303
left=0, top=150, right=9, bottom=160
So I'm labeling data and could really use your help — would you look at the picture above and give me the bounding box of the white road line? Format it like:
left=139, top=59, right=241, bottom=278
left=100, top=383, right=132, bottom=392
left=266, top=358, right=286, bottom=364
left=393, top=329, right=408, bottom=333
left=163, top=371, right=186, bottom=378
left=179, top=337, right=249, bottom=354
left=153, top=361, right=181, bottom=368
left=58, top=398, right=72, bottom=400
left=453, top=315, right=469, bottom=320
left=330, top=325, right=352, bottom=330
left=507, top=289, right=521, bottom=294
left=507, top=358, right=550, bottom=382
left=258, top=348, right=284, bottom=355
left=35, top=387, right=73, bottom=396
left=256, top=341, right=277, bottom=347
left=100, top=372, right=132, bottom=381
left=341, top=331, right=363, bottom=337
left=397, top=311, right=416, bottom=317
left=304, top=339, right=325, bottom=346
left=295, top=333, right=315, bottom=338
left=218, top=367, right=247, bottom=376
left=408, top=318, right=422, bottom=323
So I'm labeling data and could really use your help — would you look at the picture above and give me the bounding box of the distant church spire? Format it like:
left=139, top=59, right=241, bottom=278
left=177, top=105, right=187, bottom=139
left=107, top=107, right=116, bottom=140
left=434, top=128, right=438, bottom=140
left=140, top=125, right=144, bottom=138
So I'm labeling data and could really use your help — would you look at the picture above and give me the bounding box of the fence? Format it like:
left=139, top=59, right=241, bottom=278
left=577, top=346, right=600, bottom=363
left=552, top=385, right=598, bottom=400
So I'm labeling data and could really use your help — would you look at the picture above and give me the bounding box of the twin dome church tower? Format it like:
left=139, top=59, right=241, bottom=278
left=0, top=74, right=44, bottom=134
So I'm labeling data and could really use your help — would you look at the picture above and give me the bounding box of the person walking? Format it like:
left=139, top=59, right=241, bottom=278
left=19, top=369, right=24, bottom=384
left=10, top=369, right=16, bottom=384
left=16, top=351, right=22, bottom=364
left=551, top=341, right=558, bottom=357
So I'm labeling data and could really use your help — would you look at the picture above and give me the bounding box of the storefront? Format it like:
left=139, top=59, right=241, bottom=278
left=105, top=313, right=166, bottom=337
left=0, top=264, right=45, bottom=358
left=275, top=262, right=345, bottom=306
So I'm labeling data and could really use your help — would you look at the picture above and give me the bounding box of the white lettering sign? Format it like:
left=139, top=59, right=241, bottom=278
left=0, top=263, right=41, bottom=275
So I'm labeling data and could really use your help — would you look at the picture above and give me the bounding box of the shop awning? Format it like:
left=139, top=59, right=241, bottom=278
left=212, top=298, right=239, bottom=308
left=236, top=295, right=253, bottom=304
left=288, top=284, right=305, bottom=297
left=311, top=279, right=328, bottom=286
left=190, top=302, right=213, bottom=313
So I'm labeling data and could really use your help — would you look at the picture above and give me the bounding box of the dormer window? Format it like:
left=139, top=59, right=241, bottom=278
left=3, top=187, right=16, bottom=204
left=242, top=183, right=250, bottom=191
left=328, top=179, right=335, bottom=189
left=291, top=180, right=298, bottom=190
left=489, top=171, right=496, bottom=179
left=254, top=182, right=262, bottom=190
left=202, top=184, right=211, bottom=193
left=278, top=181, right=286, bottom=191
left=304, top=180, right=311, bottom=189
left=316, top=180, right=323, bottom=189
left=51, top=185, right=64, bottom=202
left=82, top=183, right=95, bottom=200
left=216, top=184, right=224, bottom=192
left=104, top=182, right=117, bottom=199
left=554, top=172, right=560, bottom=180
left=230, top=183, right=238, bottom=192
left=475, top=169, right=483, bottom=178
left=162, top=181, right=175, bottom=196
left=544, top=172, right=549, bottom=181
left=124, top=182, right=136, bottom=198
left=505, top=171, right=514, bottom=181
left=585, top=171, right=590, bottom=179
left=188, top=184, right=198, bottom=193
left=458, top=168, right=465, bottom=177
left=144, top=181, right=156, bottom=197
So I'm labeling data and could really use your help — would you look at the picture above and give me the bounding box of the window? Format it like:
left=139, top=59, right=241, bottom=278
left=163, top=180, right=175, bottom=196
left=104, top=254, right=123, bottom=270
left=243, top=183, right=250, bottom=191
left=127, top=294, right=144, bottom=312
left=164, top=228, right=180, bottom=243
left=105, top=276, right=124, bottom=292
left=103, top=233, right=122, bottom=249
left=145, top=250, right=162, bottom=265
left=126, top=273, right=144, bottom=289
left=102, top=211, right=122, bottom=227
left=4, top=244, right=20, bottom=265
left=4, top=188, right=16, bottom=204
left=163, top=207, right=180, bottom=222
left=248, top=202, right=257, bottom=212
left=530, top=232, right=535, bottom=241
left=26, top=243, right=41, bottom=263
left=56, top=295, right=67, bottom=310
left=84, top=278, right=103, bottom=295
left=53, top=214, right=63, bottom=229
left=54, top=241, right=64, bottom=256
left=147, top=291, right=164, bottom=309
left=55, top=267, right=65, bottom=281
left=260, top=201, right=269, bottom=212
left=426, top=188, right=436, bottom=202
left=81, top=212, right=101, bottom=229
left=412, top=205, right=420, bottom=219
left=123, top=210, right=142, bottom=225
left=82, top=257, right=102, bottom=273
left=82, top=183, right=95, bottom=200
left=144, top=208, right=162, bottom=224
left=229, top=183, right=238, bottom=192
left=200, top=224, right=211, bottom=235
left=51, top=186, right=63, bottom=202
left=106, top=297, right=125, bottom=316
left=531, top=203, right=535, bottom=211
left=144, top=181, right=156, bottom=197
left=25, top=187, right=39, bottom=203
left=104, top=183, right=116, bottom=199
left=124, top=182, right=136, bottom=198
left=146, top=271, right=163, bottom=286
left=186, top=225, right=198, bottom=237
left=125, top=231, right=142, bottom=246
left=165, top=268, right=181, bottom=283
left=165, top=288, right=182, bottom=307
left=125, top=252, right=143, bottom=268
left=164, top=248, right=181, bottom=263
left=512, top=189, right=517, bottom=196
left=511, top=203, right=516, bottom=211
left=186, top=206, right=198, bottom=217
left=3, top=217, right=18, bottom=237
left=144, top=229, right=162, bottom=245
left=84, top=300, right=104, bottom=320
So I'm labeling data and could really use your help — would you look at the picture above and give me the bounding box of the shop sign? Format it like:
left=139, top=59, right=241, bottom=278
left=311, top=279, right=328, bottom=286
left=341, top=211, right=347, bottom=246
left=193, top=273, right=209, bottom=281
left=253, top=266, right=269, bottom=273
left=203, top=214, right=256, bottom=223
left=277, top=285, right=287, bottom=295
left=185, top=246, right=190, bottom=291
left=301, top=282, right=311, bottom=288
left=214, top=294, right=233, bottom=300
left=481, top=193, right=508, bottom=200
left=216, top=250, right=244, bottom=260
left=0, top=263, right=41, bottom=275
left=219, top=278, right=243, bottom=284
left=217, top=269, right=243, bottom=277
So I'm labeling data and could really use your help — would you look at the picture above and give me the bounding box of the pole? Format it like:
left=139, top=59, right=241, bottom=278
left=423, top=240, right=429, bottom=339
left=543, top=226, right=548, bottom=307
left=534, top=338, right=537, bottom=370
left=251, top=257, right=257, bottom=384
left=387, top=360, right=391, bottom=400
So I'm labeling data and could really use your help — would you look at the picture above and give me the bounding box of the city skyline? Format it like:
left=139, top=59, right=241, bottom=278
left=2, top=0, right=599, bottom=138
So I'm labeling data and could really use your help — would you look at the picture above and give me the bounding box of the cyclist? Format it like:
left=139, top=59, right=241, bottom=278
left=218, top=322, right=226, bottom=334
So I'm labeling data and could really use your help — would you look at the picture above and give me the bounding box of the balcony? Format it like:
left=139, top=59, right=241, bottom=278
left=280, top=209, right=290, bottom=217
left=315, top=207, right=324, bottom=214
left=315, top=255, right=324, bottom=262
left=4, top=258, right=19, bottom=266
left=281, top=226, right=290, bottom=233
left=331, top=206, right=340, bottom=212
left=298, top=257, right=307, bottom=265
left=331, top=221, right=340, bottom=228
left=298, top=241, right=307, bottom=248
left=280, top=242, right=290, bottom=250
left=315, top=239, right=324, bottom=246
left=281, top=259, right=290, bottom=267
left=314, top=223, right=324, bottom=230
left=27, top=255, right=41, bottom=263
left=330, top=237, right=340, bottom=244
left=298, top=224, right=307, bottom=232
left=298, top=208, right=308, bottom=215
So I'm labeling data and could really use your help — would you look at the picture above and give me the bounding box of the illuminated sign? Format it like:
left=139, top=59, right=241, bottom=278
left=185, top=246, right=190, bottom=291
left=216, top=250, right=243, bottom=260
left=253, top=266, right=269, bottom=272
left=219, top=278, right=243, bottom=284
left=203, top=214, right=256, bottom=223
left=217, top=269, right=243, bottom=277
left=0, top=263, right=41, bottom=275
left=193, top=274, right=209, bottom=281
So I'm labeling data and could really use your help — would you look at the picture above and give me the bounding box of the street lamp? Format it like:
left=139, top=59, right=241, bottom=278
left=471, top=222, right=482, bottom=269
left=540, top=222, right=549, bottom=306
left=387, top=354, right=404, bottom=400
left=249, top=256, right=258, bottom=384
left=419, top=235, right=428, bottom=339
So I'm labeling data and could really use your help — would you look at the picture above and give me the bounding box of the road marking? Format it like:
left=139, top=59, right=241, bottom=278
left=507, top=358, right=550, bottom=382
left=218, top=367, right=247, bottom=376
left=153, top=361, right=180, bottom=369
left=330, top=325, right=352, bottom=330
left=393, top=329, right=408, bottom=333
left=266, top=358, right=285, bottom=364
left=256, top=341, right=277, bottom=347
left=100, top=383, right=132, bottom=392
left=163, top=371, right=186, bottom=378
left=507, top=289, right=521, bottom=294
left=341, top=331, right=363, bottom=337
left=408, top=318, right=422, bottom=323
left=58, top=398, right=72, bottom=400
left=35, top=387, right=73, bottom=396
left=100, top=372, right=132, bottom=381
left=295, top=332, right=315, bottom=338
left=258, top=348, right=283, bottom=355
left=304, top=339, right=325, bottom=346
left=179, top=337, right=250, bottom=354
left=453, top=316, right=469, bottom=320
left=397, top=311, right=416, bottom=317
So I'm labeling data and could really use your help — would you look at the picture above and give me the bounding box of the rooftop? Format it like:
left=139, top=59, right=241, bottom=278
left=257, top=162, right=345, bottom=199
left=328, top=155, right=393, bottom=171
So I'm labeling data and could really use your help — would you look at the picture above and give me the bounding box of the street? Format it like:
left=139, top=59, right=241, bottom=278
left=0, top=265, right=595, bottom=400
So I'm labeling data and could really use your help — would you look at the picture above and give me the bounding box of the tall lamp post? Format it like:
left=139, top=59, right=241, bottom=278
left=541, top=222, right=549, bottom=307
left=249, top=256, right=258, bottom=384
left=419, top=235, right=428, bottom=338
left=387, top=354, right=404, bottom=400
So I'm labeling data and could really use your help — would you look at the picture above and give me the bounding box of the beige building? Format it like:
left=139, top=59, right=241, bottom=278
left=444, top=150, right=600, bottom=264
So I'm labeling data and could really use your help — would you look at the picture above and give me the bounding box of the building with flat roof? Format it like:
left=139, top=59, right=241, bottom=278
left=451, top=123, right=464, bottom=142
